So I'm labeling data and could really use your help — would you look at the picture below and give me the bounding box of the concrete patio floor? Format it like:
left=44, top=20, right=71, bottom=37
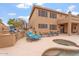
left=0, top=34, right=79, bottom=56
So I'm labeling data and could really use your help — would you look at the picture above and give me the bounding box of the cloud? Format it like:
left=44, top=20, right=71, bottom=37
left=8, top=13, right=16, bottom=16
left=68, top=5, right=76, bottom=11
left=16, top=0, right=48, bottom=9
left=55, top=5, right=79, bottom=15
left=16, top=3, right=31, bottom=8
left=71, top=11, right=79, bottom=15
left=65, top=5, right=79, bottom=15
left=66, top=5, right=76, bottom=12
left=16, top=4, right=26, bottom=8
left=18, top=16, right=29, bottom=23
left=56, top=9, right=62, bottom=12
left=17, top=0, right=75, bottom=9
left=26, top=16, right=29, bottom=20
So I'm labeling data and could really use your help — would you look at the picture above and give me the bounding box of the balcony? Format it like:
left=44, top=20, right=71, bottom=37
left=70, top=16, right=79, bottom=23
left=57, top=17, right=69, bottom=24
left=57, top=16, right=79, bottom=24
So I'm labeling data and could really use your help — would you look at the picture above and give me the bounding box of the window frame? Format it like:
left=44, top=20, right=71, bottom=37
left=50, top=24, right=57, bottom=30
left=38, top=9, right=48, bottom=17
left=50, top=12, right=57, bottom=19
left=38, top=24, right=48, bottom=29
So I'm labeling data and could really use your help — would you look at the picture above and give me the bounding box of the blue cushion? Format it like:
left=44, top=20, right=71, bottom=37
left=26, top=31, right=41, bottom=40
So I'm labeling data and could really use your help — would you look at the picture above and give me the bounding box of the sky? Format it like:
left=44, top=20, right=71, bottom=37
left=0, top=3, right=79, bottom=26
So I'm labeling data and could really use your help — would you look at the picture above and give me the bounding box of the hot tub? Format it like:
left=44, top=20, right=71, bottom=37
left=42, top=39, right=79, bottom=56
left=53, top=39, right=77, bottom=47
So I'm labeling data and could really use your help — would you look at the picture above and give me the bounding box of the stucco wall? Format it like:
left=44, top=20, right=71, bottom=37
left=0, top=34, right=16, bottom=48
left=29, top=6, right=79, bottom=35
left=0, top=31, right=25, bottom=48
left=29, top=8, right=59, bottom=34
left=15, top=31, right=25, bottom=40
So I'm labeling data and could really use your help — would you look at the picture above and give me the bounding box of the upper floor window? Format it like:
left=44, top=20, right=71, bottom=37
left=38, top=10, right=48, bottom=17
left=50, top=24, right=57, bottom=30
left=50, top=12, right=57, bottom=19
left=38, top=24, right=48, bottom=29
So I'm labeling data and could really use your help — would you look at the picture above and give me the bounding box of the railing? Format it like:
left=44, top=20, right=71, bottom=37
left=71, top=17, right=79, bottom=21
left=58, top=16, right=69, bottom=20
left=57, top=17, right=69, bottom=21
left=58, top=16, right=79, bottom=21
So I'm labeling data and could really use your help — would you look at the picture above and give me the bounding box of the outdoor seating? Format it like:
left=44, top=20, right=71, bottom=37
left=39, top=31, right=59, bottom=37
left=26, top=31, right=41, bottom=40
left=53, top=32, right=59, bottom=36
left=48, top=31, right=59, bottom=37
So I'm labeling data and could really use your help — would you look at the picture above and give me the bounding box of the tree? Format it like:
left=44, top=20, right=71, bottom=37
left=68, top=11, right=71, bottom=14
left=13, top=20, right=21, bottom=29
left=0, top=19, right=2, bottom=23
left=16, top=18, right=26, bottom=29
left=7, top=18, right=15, bottom=26
left=7, top=18, right=27, bottom=30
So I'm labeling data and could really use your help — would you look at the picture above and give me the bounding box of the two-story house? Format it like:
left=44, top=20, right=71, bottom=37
left=29, top=5, right=79, bottom=35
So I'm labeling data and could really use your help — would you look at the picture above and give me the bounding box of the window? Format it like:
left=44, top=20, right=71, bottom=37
left=38, top=24, right=48, bottom=29
left=50, top=25, right=57, bottom=30
left=50, top=12, right=57, bottom=19
left=38, top=10, right=48, bottom=17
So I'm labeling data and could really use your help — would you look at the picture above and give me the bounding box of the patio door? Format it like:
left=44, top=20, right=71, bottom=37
left=72, top=24, right=77, bottom=33
left=60, top=25, right=64, bottom=33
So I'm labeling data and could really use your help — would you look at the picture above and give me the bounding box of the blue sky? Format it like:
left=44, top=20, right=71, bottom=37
left=0, top=3, right=79, bottom=25
left=0, top=3, right=31, bottom=25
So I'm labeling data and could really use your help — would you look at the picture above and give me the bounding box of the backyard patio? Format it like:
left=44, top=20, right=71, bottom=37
left=0, top=34, right=79, bottom=56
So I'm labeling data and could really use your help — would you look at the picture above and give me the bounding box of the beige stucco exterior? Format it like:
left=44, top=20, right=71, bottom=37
left=0, top=23, right=8, bottom=31
left=0, top=31, right=25, bottom=48
left=29, top=5, right=79, bottom=35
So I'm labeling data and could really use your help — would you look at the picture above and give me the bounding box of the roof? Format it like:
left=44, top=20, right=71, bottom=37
left=29, top=5, right=79, bottom=21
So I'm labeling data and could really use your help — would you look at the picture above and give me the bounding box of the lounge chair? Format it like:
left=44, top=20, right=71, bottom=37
left=26, top=31, right=41, bottom=40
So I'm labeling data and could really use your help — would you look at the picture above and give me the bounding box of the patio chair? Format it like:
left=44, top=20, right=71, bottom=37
left=48, top=32, right=55, bottom=36
left=26, top=31, right=41, bottom=40
left=48, top=31, right=59, bottom=36
left=48, top=32, right=52, bottom=37
left=54, top=32, right=59, bottom=36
